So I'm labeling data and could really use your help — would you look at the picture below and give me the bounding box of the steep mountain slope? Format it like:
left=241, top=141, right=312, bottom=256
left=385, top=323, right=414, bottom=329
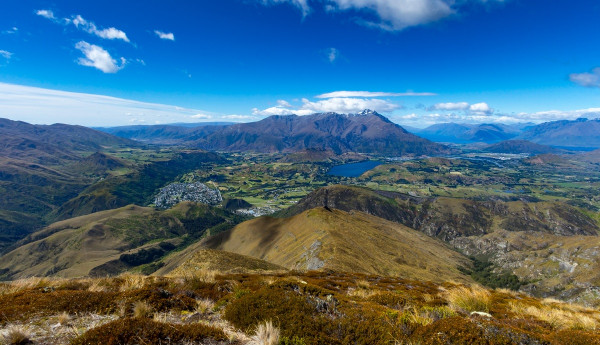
left=518, top=118, right=600, bottom=148
left=196, top=111, right=449, bottom=155
left=202, top=207, right=472, bottom=283
left=0, top=202, right=244, bottom=279
left=412, top=123, right=526, bottom=144
left=483, top=140, right=563, bottom=154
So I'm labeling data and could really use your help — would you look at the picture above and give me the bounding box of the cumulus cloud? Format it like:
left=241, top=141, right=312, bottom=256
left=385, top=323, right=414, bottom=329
left=36, top=10, right=130, bottom=42
left=0, top=82, right=219, bottom=126
left=75, top=41, right=126, bottom=73
left=253, top=97, right=401, bottom=116
left=223, top=114, right=257, bottom=120
left=469, top=102, right=493, bottom=114
left=570, top=68, right=600, bottom=88
left=154, top=30, right=175, bottom=41
left=432, top=102, right=470, bottom=111
left=317, top=91, right=436, bottom=98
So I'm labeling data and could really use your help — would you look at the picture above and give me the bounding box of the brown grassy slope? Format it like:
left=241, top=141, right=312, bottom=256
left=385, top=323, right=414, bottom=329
left=158, top=249, right=286, bottom=276
left=0, top=202, right=237, bottom=279
left=202, top=207, right=472, bottom=283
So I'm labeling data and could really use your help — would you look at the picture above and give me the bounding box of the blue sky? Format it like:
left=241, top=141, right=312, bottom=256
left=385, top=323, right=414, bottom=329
left=0, top=0, right=599, bottom=127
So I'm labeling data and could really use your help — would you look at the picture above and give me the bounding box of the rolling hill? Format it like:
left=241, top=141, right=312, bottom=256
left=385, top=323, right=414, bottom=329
left=0, top=118, right=140, bottom=251
left=97, top=123, right=231, bottom=145
left=0, top=202, right=244, bottom=279
left=482, top=140, right=563, bottom=154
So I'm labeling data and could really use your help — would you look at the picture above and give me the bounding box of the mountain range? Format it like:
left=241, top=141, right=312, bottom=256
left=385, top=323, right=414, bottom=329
left=409, top=118, right=600, bottom=148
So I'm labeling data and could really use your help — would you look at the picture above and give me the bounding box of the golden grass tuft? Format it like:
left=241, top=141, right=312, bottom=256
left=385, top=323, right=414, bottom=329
left=118, top=273, right=147, bottom=292
left=1, top=325, right=32, bottom=345
left=57, top=311, right=71, bottom=326
left=133, top=301, right=153, bottom=318
left=250, top=320, right=280, bottom=345
left=445, top=285, right=491, bottom=313
left=196, top=298, right=215, bottom=314
left=510, top=300, right=600, bottom=330
left=0, top=277, right=52, bottom=295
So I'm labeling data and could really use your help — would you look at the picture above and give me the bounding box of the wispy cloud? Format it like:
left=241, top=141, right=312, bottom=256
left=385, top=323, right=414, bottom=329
left=0, top=50, right=13, bottom=66
left=36, top=10, right=130, bottom=42
left=75, top=41, right=126, bottom=73
left=2, top=27, right=18, bottom=35
left=258, top=0, right=505, bottom=31
left=326, top=48, right=339, bottom=63
left=0, top=83, right=219, bottom=126
left=154, top=30, right=175, bottom=41
left=570, top=68, right=600, bottom=88
left=317, top=91, right=437, bottom=98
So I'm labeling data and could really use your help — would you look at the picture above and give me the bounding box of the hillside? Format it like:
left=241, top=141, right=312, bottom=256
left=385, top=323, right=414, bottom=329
left=195, top=110, right=450, bottom=155
left=0, top=118, right=140, bottom=250
left=518, top=118, right=600, bottom=148
left=0, top=202, right=244, bottom=279
left=203, top=207, right=471, bottom=283
left=2, top=273, right=599, bottom=345
left=483, top=140, right=562, bottom=154
left=279, top=185, right=600, bottom=302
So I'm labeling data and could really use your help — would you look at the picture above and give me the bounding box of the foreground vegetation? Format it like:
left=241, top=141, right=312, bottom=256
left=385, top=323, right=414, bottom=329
left=1, top=272, right=599, bottom=344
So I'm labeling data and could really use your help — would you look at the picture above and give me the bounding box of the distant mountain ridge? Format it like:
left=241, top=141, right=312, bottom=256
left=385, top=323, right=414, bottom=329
left=410, top=122, right=529, bottom=144
left=99, top=110, right=448, bottom=155
left=517, top=118, right=600, bottom=148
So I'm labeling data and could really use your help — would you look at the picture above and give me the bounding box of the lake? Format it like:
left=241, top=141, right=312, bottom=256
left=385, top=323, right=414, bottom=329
left=327, top=160, right=383, bottom=177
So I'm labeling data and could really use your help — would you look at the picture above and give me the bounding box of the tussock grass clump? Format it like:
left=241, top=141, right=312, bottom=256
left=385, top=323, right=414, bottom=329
left=132, top=301, right=153, bottom=318
left=250, top=320, right=280, bottom=345
left=1, top=325, right=32, bottom=345
left=57, top=311, right=71, bottom=326
left=445, top=285, right=491, bottom=313
left=118, top=273, right=147, bottom=292
left=196, top=298, right=215, bottom=314
left=71, top=317, right=228, bottom=345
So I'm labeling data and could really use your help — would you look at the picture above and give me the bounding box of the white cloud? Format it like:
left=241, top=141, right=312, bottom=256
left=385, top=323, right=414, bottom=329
left=570, top=68, right=600, bottom=88
left=259, top=0, right=505, bottom=31
left=191, top=113, right=212, bottom=119
left=75, top=41, right=126, bottom=73
left=36, top=11, right=130, bottom=42
left=431, top=101, right=493, bottom=114
left=253, top=97, right=400, bottom=116
left=0, top=83, right=220, bottom=126
left=317, top=90, right=436, bottom=98
left=71, top=15, right=130, bottom=42
left=154, top=30, right=175, bottom=41
left=432, top=102, right=470, bottom=111
left=2, top=27, right=18, bottom=35
left=469, top=102, right=493, bottom=114
left=0, top=50, right=12, bottom=60
left=327, top=48, right=339, bottom=63
left=514, top=108, right=600, bottom=122
left=36, top=9, right=57, bottom=20
left=277, top=99, right=292, bottom=107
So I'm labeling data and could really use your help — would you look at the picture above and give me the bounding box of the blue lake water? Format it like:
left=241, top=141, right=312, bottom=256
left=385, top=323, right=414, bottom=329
left=327, top=160, right=384, bottom=177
